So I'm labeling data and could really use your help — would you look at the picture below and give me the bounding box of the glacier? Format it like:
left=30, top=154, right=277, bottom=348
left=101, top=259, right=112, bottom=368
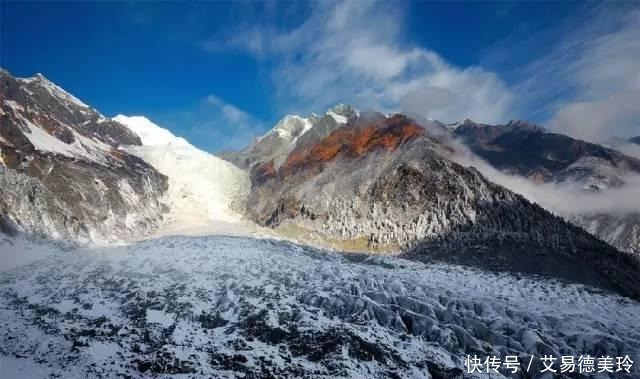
left=113, top=115, right=259, bottom=237
left=0, top=235, right=638, bottom=378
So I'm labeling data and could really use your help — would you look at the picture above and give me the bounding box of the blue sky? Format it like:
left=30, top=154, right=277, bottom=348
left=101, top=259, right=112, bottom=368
left=1, top=1, right=638, bottom=152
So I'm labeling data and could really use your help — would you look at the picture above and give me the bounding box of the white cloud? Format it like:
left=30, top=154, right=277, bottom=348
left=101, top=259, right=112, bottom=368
left=222, top=1, right=514, bottom=124
left=549, top=94, right=638, bottom=143
left=202, top=2, right=638, bottom=148
left=517, top=5, right=640, bottom=142
left=448, top=140, right=640, bottom=215
left=612, top=142, right=640, bottom=160
left=204, top=95, right=253, bottom=124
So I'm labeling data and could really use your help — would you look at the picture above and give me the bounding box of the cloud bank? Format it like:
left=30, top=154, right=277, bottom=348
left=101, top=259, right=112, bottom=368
left=447, top=140, right=640, bottom=215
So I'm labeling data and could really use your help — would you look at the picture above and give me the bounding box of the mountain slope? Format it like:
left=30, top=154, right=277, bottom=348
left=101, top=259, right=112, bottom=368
left=453, top=119, right=640, bottom=254
left=453, top=119, right=640, bottom=188
left=231, top=112, right=639, bottom=299
left=113, top=115, right=252, bottom=233
left=0, top=70, right=167, bottom=244
left=220, top=104, right=358, bottom=180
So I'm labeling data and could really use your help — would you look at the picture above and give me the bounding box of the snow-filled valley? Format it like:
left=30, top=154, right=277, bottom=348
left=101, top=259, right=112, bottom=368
left=113, top=115, right=257, bottom=237
left=1, top=235, right=638, bottom=379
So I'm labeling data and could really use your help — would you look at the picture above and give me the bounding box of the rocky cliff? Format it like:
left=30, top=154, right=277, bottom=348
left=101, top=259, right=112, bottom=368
left=0, top=70, right=167, bottom=244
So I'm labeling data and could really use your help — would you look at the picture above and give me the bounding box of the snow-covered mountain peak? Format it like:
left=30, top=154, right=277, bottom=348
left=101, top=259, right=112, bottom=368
left=112, top=115, right=191, bottom=147
left=220, top=104, right=362, bottom=172
left=0, top=70, right=167, bottom=244
left=445, top=118, right=475, bottom=130
left=271, top=115, right=313, bottom=143
left=1, top=69, right=253, bottom=244
left=19, top=72, right=89, bottom=109
left=323, top=103, right=358, bottom=124
left=0, top=70, right=142, bottom=164
left=115, top=114, right=251, bottom=231
left=327, top=103, right=359, bottom=119
left=266, top=103, right=359, bottom=142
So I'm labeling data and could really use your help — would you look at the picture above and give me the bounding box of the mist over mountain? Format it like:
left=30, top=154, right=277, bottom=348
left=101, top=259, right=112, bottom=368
left=450, top=118, right=640, bottom=254
left=222, top=107, right=638, bottom=298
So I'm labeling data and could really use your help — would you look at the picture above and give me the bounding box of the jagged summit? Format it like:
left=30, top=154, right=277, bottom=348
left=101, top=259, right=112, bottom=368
left=269, top=104, right=359, bottom=142
left=221, top=104, right=360, bottom=173
left=447, top=118, right=545, bottom=134
left=326, top=103, right=359, bottom=122
left=19, top=71, right=90, bottom=109
left=237, top=112, right=639, bottom=299
left=503, top=119, right=546, bottom=132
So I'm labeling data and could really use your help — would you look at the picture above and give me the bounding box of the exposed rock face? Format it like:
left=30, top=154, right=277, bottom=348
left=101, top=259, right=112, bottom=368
left=453, top=119, right=640, bottom=255
left=220, top=104, right=359, bottom=178
left=0, top=70, right=167, bottom=244
left=238, top=112, right=638, bottom=299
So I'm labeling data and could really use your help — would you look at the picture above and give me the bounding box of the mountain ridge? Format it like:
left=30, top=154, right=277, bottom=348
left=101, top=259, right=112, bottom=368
left=452, top=118, right=640, bottom=254
left=232, top=111, right=639, bottom=299
left=0, top=69, right=167, bottom=244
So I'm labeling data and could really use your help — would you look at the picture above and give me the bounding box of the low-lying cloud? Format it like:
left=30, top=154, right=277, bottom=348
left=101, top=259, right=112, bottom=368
left=447, top=139, right=640, bottom=215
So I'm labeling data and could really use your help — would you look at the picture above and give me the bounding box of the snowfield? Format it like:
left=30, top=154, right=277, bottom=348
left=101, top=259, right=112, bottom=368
left=1, top=235, right=638, bottom=378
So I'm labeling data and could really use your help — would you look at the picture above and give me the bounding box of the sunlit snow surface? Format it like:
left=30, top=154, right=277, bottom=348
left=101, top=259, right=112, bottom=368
left=1, top=236, right=638, bottom=378
left=112, top=115, right=252, bottom=230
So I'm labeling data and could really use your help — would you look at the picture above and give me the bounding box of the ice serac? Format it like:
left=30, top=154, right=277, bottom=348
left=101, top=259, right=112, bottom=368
left=113, top=115, right=251, bottom=233
left=453, top=119, right=640, bottom=254
left=235, top=112, right=639, bottom=299
left=1, top=235, right=638, bottom=378
left=0, top=69, right=167, bottom=244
